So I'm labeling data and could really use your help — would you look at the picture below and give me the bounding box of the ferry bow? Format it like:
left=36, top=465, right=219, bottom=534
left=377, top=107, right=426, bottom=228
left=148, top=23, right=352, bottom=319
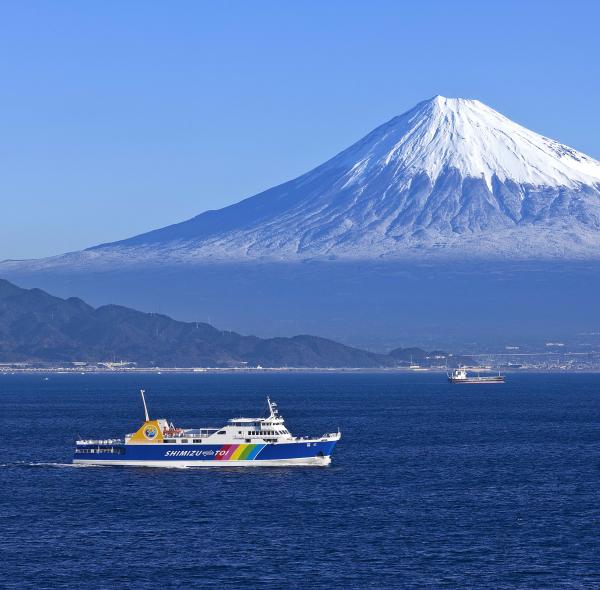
left=74, top=392, right=340, bottom=467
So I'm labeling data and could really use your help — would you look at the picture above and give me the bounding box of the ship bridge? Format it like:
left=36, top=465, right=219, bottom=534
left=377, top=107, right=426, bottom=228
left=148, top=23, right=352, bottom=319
left=225, top=398, right=292, bottom=441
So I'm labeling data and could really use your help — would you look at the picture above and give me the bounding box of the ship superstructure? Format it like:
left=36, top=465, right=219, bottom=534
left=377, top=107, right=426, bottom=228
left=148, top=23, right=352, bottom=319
left=74, top=392, right=340, bottom=467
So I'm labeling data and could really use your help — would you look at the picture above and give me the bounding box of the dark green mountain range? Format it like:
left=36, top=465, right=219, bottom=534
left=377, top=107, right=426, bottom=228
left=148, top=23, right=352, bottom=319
left=0, top=279, right=447, bottom=368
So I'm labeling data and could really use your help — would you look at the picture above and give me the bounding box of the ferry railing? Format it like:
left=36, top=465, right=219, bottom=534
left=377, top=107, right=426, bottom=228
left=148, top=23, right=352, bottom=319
left=76, top=438, right=123, bottom=445
left=164, top=429, right=219, bottom=438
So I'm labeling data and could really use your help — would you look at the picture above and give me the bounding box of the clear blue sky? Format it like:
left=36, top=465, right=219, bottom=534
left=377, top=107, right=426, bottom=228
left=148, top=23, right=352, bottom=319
left=1, top=0, right=599, bottom=259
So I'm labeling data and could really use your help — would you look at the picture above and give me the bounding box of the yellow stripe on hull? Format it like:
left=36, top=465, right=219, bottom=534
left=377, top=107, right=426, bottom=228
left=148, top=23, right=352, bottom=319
left=229, top=444, right=248, bottom=460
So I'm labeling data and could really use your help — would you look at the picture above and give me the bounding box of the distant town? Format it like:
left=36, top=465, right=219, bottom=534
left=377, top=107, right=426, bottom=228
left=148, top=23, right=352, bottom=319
left=454, top=332, right=600, bottom=372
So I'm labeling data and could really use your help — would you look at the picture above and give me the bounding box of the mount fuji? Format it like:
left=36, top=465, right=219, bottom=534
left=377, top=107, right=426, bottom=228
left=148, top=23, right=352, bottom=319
left=4, top=96, right=600, bottom=272
left=2, top=97, right=600, bottom=348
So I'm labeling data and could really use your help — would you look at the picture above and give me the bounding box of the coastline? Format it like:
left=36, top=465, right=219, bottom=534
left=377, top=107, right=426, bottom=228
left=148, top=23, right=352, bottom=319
left=1, top=366, right=599, bottom=374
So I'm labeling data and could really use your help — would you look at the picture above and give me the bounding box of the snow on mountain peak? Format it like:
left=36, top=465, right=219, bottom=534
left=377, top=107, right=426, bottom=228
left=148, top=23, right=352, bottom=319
left=333, top=95, right=600, bottom=191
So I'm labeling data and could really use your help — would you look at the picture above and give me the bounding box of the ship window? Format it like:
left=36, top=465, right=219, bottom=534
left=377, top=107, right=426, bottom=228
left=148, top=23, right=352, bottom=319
left=180, top=439, right=188, bottom=443
left=164, top=439, right=175, bottom=443
left=238, top=431, right=242, bottom=434
left=193, top=439, right=202, bottom=443
left=217, top=431, right=225, bottom=435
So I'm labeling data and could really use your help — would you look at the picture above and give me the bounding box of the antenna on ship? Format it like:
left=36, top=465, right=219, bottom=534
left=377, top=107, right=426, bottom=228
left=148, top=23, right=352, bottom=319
left=266, top=396, right=278, bottom=417
left=140, top=389, right=150, bottom=421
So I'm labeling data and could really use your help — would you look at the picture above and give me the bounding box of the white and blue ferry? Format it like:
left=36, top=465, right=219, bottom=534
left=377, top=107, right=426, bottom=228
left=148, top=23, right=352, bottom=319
left=74, top=391, right=340, bottom=467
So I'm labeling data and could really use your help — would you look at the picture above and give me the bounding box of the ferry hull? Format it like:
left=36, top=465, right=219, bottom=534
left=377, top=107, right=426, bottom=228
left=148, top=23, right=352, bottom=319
left=74, top=440, right=338, bottom=468
left=73, top=456, right=332, bottom=468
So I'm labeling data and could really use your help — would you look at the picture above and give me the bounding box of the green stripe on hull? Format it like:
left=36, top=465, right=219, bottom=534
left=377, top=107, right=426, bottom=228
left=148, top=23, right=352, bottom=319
left=237, top=445, right=255, bottom=460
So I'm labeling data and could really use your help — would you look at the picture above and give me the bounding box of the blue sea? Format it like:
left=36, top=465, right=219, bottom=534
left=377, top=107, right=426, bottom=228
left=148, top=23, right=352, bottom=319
left=2, top=372, right=600, bottom=589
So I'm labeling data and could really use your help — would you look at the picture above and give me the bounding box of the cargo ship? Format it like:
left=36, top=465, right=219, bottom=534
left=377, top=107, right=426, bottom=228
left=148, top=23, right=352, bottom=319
left=447, top=367, right=505, bottom=384
left=73, top=392, right=340, bottom=467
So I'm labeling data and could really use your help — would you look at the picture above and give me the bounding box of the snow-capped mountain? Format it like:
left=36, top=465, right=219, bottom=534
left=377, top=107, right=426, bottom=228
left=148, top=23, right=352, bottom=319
left=4, top=96, right=600, bottom=270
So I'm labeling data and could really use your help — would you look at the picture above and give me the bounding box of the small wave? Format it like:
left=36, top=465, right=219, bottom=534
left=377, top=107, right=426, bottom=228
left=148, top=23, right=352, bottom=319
left=0, top=461, right=108, bottom=469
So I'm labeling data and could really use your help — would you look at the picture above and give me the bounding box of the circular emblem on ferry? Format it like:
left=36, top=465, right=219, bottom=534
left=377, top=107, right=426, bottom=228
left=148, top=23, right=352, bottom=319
left=144, top=425, right=158, bottom=440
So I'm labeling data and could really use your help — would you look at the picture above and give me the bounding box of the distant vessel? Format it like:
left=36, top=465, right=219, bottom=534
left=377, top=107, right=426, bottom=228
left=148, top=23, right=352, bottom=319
left=448, top=368, right=505, bottom=384
left=73, top=392, right=340, bottom=467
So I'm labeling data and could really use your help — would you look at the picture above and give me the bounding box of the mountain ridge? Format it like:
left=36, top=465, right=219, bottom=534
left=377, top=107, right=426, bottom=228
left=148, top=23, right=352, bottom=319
left=0, top=278, right=448, bottom=367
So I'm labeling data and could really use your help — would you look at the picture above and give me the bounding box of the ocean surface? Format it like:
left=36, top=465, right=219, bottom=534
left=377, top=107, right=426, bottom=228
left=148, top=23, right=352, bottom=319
left=1, top=372, right=600, bottom=589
